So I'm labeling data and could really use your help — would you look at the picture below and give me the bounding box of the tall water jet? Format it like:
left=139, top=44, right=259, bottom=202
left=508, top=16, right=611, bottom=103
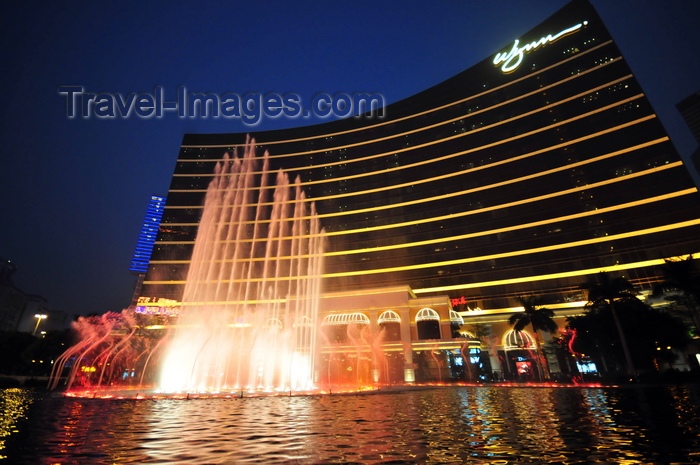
left=158, top=140, right=325, bottom=394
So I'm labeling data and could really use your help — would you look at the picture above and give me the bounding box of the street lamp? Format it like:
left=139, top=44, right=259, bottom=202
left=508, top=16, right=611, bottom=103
left=33, top=314, right=47, bottom=336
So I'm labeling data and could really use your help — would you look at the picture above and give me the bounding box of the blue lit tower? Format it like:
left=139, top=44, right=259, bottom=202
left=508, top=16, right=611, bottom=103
left=130, top=195, right=166, bottom=303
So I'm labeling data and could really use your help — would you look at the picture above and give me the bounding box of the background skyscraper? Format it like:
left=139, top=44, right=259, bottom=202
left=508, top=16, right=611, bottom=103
left=142, top=0, right=700, bottom=311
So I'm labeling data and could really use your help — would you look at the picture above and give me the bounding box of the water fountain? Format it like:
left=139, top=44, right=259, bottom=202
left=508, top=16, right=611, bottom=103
left=51, top=139, right=326, bottom=396
left=158, top=140, right=325, bottom=394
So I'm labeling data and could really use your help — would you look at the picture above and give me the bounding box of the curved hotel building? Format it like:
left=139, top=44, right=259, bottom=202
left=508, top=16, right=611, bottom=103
left=141, top=0, right=700, bottom=381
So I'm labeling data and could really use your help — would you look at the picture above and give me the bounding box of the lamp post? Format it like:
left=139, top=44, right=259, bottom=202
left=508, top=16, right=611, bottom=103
left=33, top=314, right=47, bottom=336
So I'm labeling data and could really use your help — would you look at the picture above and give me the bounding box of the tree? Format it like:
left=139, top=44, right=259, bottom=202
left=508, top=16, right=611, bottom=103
left=566, top=300, right=690, bottom=375
left=652, top=255, right=700, bottom=335
left=580, top=272, right=638, bottom=379
left=508, top=295, right=558, bottom=381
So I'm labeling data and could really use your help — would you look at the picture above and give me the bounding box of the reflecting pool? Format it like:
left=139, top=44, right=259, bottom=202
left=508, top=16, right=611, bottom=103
left=2, top=384, right=700, bottom=464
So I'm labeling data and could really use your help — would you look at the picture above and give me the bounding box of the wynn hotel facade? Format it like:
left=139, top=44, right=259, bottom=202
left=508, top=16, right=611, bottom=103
left=140, top=0, right=700, bottom=381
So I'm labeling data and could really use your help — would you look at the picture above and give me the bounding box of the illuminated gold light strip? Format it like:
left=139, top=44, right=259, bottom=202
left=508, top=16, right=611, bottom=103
left=179, top=41, right=614, bottom=150
left=141, top=298, right=635, bottom=316
left=151, top=252, right=324, bottom=264
left=311, top=136, right=669, bottom=221
left=170, top=84, right=641, bottom=207
left=412, top=256, right=700, bottom=295
left=325, top=188, right=696, bottom=255
left=321, top=164, right=687, bottom=239
left=170, top=79, right=638, bottom=187
left=175, top=61, right=625, bottom=170
left=150, top=187, right=696, bottom=259
left=164, top=111, right=660, bottom=218
left=160, top=138, right=674, bottom=228
left=321, top=219, right=700, bottom=278
left=142, top=219, right=700, bottom=284
left=178, top=299, right=288, bottom=306
left=156, top=162, right=685, bottom=243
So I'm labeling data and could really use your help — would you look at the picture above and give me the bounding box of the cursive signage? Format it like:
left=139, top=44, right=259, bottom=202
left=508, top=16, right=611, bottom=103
left=493, top=21, right=587, bottom=73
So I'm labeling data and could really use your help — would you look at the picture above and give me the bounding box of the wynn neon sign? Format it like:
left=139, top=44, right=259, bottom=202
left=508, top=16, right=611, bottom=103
left=493, top=21, right=587, bottom=73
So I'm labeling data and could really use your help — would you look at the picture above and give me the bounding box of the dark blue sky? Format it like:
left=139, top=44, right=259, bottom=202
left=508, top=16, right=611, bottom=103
left=2, top=1, right=699, bottom=316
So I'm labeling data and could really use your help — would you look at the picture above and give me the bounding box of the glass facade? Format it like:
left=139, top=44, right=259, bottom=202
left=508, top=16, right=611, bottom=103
left=142, top=0, right=700, bottom=310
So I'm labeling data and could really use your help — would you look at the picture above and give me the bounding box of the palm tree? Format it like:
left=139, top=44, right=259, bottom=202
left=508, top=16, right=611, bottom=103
left=508, top=295, right=558, bottom=381
left=652, top=255, right=700, bottom=335
left=580, top=272, right=637, bottom=379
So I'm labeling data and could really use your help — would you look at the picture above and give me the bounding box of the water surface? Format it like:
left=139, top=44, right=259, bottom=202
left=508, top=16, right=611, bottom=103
left=2, top=385, right=700, bottom=464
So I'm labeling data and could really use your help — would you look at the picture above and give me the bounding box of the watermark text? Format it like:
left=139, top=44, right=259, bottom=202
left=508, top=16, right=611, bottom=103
left=58, top=86, right=385, bottom=125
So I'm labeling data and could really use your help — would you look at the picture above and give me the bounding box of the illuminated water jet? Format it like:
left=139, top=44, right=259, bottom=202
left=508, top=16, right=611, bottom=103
left=52, top=139, right=325, bottom=395
left=157, top=139, right=325, bottom=394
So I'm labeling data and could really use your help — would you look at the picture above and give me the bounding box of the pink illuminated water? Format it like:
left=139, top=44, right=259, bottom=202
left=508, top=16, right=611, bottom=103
left=48, top=140, right=329, bottom=396
left=158, top=140, right=325, bottom=394
left=6, top=385, right=700, bottom=464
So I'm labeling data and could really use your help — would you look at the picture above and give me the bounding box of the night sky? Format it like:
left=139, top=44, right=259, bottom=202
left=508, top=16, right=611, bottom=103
left=2, top=1, right=699, bottom=316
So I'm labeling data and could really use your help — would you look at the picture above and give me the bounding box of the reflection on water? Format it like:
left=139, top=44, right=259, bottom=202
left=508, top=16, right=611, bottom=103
left=0, top=389, right=34, bottom=460
left=2, top=385, right=700, bottom=464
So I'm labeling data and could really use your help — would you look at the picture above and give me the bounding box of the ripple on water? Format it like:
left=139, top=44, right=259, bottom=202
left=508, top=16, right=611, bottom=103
left=2, top=386, right=700, bottom=464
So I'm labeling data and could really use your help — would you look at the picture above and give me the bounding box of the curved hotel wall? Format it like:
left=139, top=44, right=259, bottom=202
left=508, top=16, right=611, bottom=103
left=142, top=0, right=700, bottom=313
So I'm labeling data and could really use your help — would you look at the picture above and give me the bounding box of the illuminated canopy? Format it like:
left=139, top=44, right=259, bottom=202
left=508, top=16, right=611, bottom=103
left=322, top=313, right=370, bottom=325
left=416, top=308, right=440, bottom=322
left=449, top=310, right=464, bottom=325
left=503, top=329, right=535, bottom=349
left=378, top=310, right=401, bottom=323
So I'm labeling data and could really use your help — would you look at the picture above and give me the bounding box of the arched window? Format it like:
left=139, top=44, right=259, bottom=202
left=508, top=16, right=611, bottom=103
left=416, top=308, right=441, bottom=340
left=322, top=313, right=370, bottom=325
left=378, top=310, right=401, bottom=324
left=264, top=318, right=283, bottom=329
left=321, top=313, right=370, bottom=343
left=294, top=316, right=314, bottom=349
left=502, top=329, right=535, bottom=350
left=294, top=316, right=313, bottom=327
left=449, top=310, right=464, bottom=325
left=449, top=310, right=464, bottom=338
left=416, top=308, right=440, bottom=322
left=378, top=310, right=401, bottom=341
